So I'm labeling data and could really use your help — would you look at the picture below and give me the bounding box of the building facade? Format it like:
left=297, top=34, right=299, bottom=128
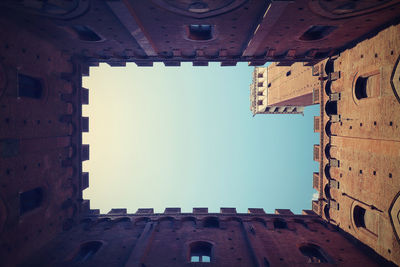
left=312, top=24, right=400, bottom=265
left=18, top=208, right=394, bottom=267
left=0, top=0, right=399, bottom=266
left=250, top=63, right=320, bottom=116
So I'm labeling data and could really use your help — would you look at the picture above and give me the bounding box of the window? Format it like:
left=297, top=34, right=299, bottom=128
left=257, top=100, right=263, bottom=105
left=20, top=187, right=43, bottom=214
left=299, top=244, right=332, bottom=263
left=70, top=25, right=102, bottom=41
left=190, top=241, right=212, bottom=263
left=355, top=77, right=368, bottom=99
left=355, top=74, right=380, bottom=100
left=299, top=25, right=337, bottom=41
left=353, top=205, right=378, bottom=236
left=286, top=70, right=291, bottom=76
left=353, top=205, right=366, bottom=228
left=187, top=25, right=213, bottom=41
left=18, top=74, right=43, bottom=99
left=73, top=241, right=102, bottom=262
left=273, top=219, right=287, bottom=229
left=203, top=217, right=219, bottom=228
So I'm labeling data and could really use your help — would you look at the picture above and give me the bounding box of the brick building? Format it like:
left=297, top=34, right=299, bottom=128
left=249, top=63, right=319, bottom=115
left=0, top=0, right=399, bottom=266
left=312, top=24, right=400, bottom=265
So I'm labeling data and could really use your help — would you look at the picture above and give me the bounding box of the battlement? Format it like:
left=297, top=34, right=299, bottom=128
left=82, top=203, right=316, bottom=218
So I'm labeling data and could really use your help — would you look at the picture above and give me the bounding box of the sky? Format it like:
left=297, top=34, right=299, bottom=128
left=82, top=62, right=320, bottom=215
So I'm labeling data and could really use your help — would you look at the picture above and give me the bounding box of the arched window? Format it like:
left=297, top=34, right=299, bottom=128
left=299, top=244, right=332, bottom=263
left=203, top=217, right=219, bottom=228
left=190, top=241, right=212, bottom=263
left=20, top=187, right=43, bottom=214
left=73, top=241, right=102, bottom=262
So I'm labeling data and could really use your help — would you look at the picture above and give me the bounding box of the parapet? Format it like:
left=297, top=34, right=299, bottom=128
left=81, top=202, right=319, bottom=218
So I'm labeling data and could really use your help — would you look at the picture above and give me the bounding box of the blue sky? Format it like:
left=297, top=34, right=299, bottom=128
left=82, top=62, right=319, bottom=214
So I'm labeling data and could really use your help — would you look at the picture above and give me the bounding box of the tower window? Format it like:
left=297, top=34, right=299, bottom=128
left=355, top=77, right=368, bottom=99
left=353, top=205, right=366, bottom=228
left=74, top=241, right=102, bottom=262
left=190, top=241, right=212, bottom=263
left=188, top=25, right=213, bottom=41
left=257, top=100, right=263, bottom=105
left=20, top=187, right=43, bottom=214
left=18, top=74, right=43, bottom=99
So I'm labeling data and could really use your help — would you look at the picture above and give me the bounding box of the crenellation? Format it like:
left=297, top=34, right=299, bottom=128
left=193, top=207, right=208, bottom=214
left=164, top=208, right=181, bottom=214
left=81, top=117, right=89, bottom=133
left=248, top=208, right=265, bottom=214
left=220, top=207, right=237, bottom=214
left=275, top=209, right=294, bottom=215
left=136, top=208, right=154, bottom=215
left=108, top=209, right=127, bottom=215
left=81, top=144, right=89, bottom=161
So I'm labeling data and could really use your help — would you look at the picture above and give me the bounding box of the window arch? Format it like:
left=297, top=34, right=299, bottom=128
left=73, top=241, right=102, bottom=262
left=189, top=241, right=212, bottom=263
left=299, top=243, right=333, bottom=263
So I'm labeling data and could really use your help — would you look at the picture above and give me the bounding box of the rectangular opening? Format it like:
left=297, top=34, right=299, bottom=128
left=82, top=63, right=320, bottom=214
left=20, top=187, right=43, bottom=214
left=187, top=25, right=213, bottom=41
left=18, top=74, right=43, bottom=99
